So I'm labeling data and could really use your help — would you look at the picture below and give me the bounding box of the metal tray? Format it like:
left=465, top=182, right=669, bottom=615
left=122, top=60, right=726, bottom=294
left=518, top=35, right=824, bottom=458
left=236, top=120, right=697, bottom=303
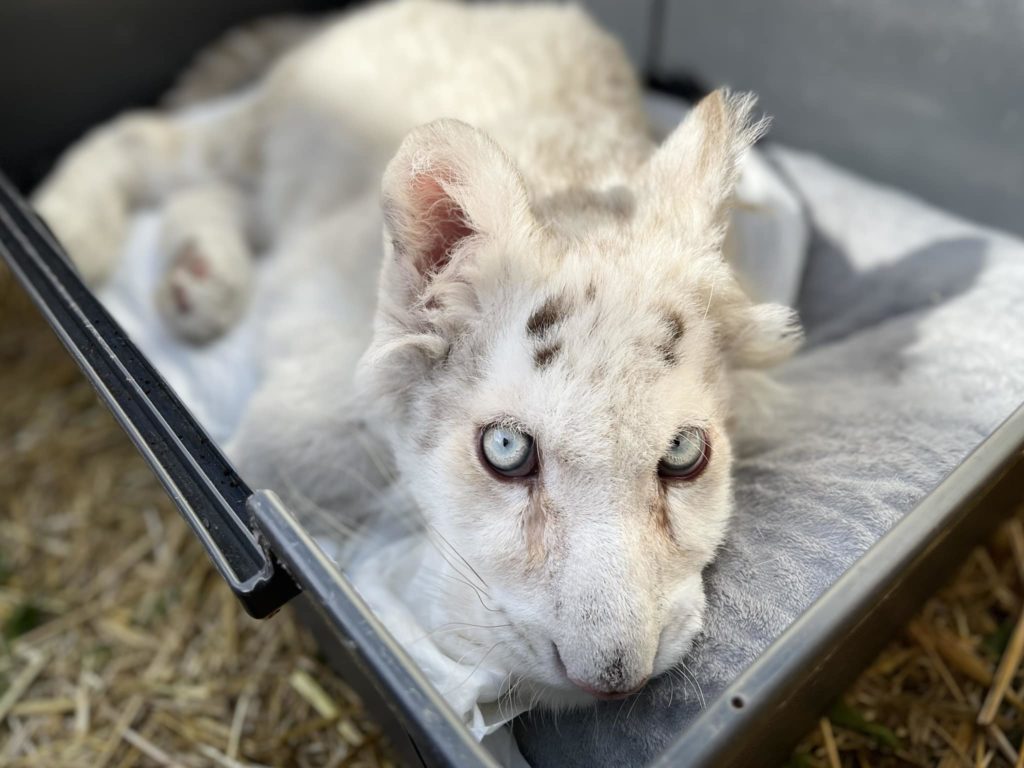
left=4, top=162, right=1024, bottom=768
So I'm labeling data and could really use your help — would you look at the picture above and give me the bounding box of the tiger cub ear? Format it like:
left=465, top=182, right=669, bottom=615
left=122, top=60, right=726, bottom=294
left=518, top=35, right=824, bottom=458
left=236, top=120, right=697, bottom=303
left=641, top=89, right=768, bottom=247
left=380, top=117, right=532, bottom=301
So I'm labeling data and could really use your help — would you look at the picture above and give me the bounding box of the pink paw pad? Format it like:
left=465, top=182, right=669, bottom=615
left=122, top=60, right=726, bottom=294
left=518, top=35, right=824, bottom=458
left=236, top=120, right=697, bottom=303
left=169, top=282, right=191, bottom=314
left=178, top=243, right=211, bottom=278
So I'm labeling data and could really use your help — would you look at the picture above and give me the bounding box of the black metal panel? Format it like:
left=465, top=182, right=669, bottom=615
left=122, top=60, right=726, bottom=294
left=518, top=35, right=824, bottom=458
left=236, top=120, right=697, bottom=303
left=294, top=598, right=436, bottom=768
left=0, top=172, right=299, bottom=619
left=248, top=491, right=498, bottom=768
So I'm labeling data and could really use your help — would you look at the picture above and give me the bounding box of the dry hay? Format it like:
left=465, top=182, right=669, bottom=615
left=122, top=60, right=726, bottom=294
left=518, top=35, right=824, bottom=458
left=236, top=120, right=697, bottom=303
left=3, top=259, right=1024, bottom=768
left=0, top=265, right=391, bottom=766
left=792, top=508, right=1024, bottom=768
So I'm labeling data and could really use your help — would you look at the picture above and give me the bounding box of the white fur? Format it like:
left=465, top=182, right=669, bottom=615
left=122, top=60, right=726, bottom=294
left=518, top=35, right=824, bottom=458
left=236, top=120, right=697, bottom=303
left=34, top=0, right=801, bottom=706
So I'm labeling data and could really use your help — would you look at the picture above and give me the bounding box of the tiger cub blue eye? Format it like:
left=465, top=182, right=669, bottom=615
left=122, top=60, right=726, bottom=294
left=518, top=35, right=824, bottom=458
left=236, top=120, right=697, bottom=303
left=658, top=426, right=710, bottom=479
left=480, top=425, right=537, bottom=478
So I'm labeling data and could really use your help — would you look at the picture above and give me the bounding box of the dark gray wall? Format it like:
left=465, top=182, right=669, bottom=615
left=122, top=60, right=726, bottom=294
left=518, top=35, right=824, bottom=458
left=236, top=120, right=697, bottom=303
left=2, top=0, right=1020, bottom=236
left=511, top=0, right=1024, bottom=235
left=576, top=0, right=656, bottom=70
left=0, top=0, right=344, bottom=190
left=652, top=0, right=1024, bottom=236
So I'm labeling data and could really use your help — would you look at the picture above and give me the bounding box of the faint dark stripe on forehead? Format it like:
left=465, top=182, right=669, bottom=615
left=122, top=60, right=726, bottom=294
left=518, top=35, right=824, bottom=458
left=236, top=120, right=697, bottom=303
left=656, top=311, right=686, bottom=366
left=534, top=341, right=563, bottom=369
left=527, top=294, right=568, bottom=337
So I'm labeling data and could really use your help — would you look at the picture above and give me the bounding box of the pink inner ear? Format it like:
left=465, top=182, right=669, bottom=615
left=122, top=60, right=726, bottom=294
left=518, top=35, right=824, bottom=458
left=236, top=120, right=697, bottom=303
left=411, top=173, right=476, bottom=276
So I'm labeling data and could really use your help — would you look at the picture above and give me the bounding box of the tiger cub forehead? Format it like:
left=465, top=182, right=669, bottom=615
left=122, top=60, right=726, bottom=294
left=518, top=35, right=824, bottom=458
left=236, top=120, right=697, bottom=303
left=521, top=288, right=694, bottom=373
left=455, top=276, right=722, bottom=457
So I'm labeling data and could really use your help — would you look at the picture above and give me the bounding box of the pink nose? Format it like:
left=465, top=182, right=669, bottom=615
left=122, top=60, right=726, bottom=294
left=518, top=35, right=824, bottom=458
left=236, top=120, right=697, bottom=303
left=568, top=676, right=649, bottom=701
left=553, top=644, right=650, bottom=700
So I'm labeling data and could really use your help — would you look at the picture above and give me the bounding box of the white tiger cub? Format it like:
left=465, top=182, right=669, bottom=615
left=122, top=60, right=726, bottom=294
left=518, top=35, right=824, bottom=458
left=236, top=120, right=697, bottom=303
left=34, top=0, right=802, bottom=705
